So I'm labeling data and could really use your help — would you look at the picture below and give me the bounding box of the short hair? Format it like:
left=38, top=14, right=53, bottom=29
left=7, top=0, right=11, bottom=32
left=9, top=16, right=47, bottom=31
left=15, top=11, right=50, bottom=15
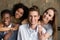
left=28, top=5, right=40, bottom=15
left=1, top=9, right=12, bottom=19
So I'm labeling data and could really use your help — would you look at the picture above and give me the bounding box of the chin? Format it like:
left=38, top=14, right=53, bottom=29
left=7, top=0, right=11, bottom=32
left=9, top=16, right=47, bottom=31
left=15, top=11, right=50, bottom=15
left=16, top=17, right=19, bottom=19
left=29, top=21, right=36, bottom=25
left=43, top=18, right=47, bottom=21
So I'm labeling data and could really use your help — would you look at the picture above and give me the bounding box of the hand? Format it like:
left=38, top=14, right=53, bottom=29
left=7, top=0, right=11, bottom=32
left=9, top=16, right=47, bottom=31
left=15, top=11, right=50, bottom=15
left=4, top=27, right=11, bottom=33
left=38, top=25, right=43, bottom=34
left=40, top=35, right=46, bottom=40
left=10, top=24, right=19, bottom=31
left=10, top=28, right=16, bottom=31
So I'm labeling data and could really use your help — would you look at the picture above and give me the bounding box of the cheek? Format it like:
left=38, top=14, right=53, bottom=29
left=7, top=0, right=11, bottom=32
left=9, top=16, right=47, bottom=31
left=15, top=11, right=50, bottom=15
left=28, top=16, right=33, bottom=22
left=35, top=17, right=38, bottom=20
left=34, top=17, right=39, bottom=21
left=28, top=16, right=31, bottom=20
left=48, top=16, right=52, bottom=21
left=18, top=13, right=23, bottom=17
left=15, top=11, right=18, bottom=14
left=43, top=13, right=46, bottom=16
left=15, top=12, right=20, bottom=16
left=15, top=13, right=18, bottom=17
left=8, top=19, right=11, bottom=21
left=2, top=18, right=4, bottom=21
left=20, top=14, right=23, bottom=17
left=6, top=18, right=11, bottom=21
left=43, top=14, right=46, bottom=18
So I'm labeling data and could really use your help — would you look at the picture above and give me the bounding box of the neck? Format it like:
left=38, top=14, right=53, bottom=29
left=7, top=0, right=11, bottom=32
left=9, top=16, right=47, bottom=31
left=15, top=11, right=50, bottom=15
left=4, top=22, right=11, bottom=27
left=40, top=20, right=48, bottom=26
left=29, top=24, right=37, bottom=30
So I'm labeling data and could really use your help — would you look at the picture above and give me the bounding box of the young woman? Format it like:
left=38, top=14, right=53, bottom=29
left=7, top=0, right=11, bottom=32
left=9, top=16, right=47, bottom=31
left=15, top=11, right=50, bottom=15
left=12, top=3, right=28, bottom=24
left=38, top=8, right=57, bottom=40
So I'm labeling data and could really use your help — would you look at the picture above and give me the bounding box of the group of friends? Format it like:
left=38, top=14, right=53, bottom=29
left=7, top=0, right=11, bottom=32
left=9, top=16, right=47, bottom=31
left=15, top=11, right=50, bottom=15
left=0, top=3, right=57, bottom=40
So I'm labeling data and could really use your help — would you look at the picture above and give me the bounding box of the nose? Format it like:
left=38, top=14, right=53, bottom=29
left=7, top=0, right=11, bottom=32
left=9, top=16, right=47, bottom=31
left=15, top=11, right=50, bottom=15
left=32, top=17, right=34, bottom=21
left=46, top=14, right=49, bottom=17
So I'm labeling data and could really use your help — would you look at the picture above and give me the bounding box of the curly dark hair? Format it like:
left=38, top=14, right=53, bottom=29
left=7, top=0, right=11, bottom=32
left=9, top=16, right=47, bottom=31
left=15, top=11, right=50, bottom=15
left=12, top=3, right=29, bottom=19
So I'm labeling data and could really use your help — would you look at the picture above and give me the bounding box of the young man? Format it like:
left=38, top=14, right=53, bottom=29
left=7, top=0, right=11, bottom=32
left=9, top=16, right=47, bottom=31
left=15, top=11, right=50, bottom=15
left=0, top=9, right=12, bottom=40
left=17, top=6, right=40, bottom=40
left=0, top=9, right=18, bottom=40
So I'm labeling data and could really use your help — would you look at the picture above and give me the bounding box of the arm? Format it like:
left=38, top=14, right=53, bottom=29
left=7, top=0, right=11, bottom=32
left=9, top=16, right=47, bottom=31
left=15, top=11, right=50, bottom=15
left=41, top=28, right=53, bottom=39
left=0, top=27, right=11, bottom=32
left=38, top=25, right=47, bottom=40
left=0, top=23, right=11, bottom=32
left=38, top=25, right=53, bottom=40
left=10, top=24, right=19, bottom=31
left=38, top=32, right=50, bottom=40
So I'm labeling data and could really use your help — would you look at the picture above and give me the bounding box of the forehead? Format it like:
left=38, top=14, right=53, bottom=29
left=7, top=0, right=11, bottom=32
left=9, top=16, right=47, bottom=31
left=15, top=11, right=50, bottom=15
left=3, top=13, right=10, bottom=17
left=47, top=9, right=54, bottom=16
left=29, top=11, right=39, bottom=16
left=17, top=8, right=24, bottom=12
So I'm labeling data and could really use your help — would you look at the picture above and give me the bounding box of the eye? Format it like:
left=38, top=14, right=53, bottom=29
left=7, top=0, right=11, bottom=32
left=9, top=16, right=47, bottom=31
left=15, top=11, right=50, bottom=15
left=46, top=12, right=48, bottom=14
left=49, top=14, right=51, bottom=17
left=20, top=12, right=23, bottom=15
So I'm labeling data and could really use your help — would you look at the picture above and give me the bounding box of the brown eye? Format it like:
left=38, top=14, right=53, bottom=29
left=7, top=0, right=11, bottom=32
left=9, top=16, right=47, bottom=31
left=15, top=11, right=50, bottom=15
left=46, top=12, right=48, bottom=14
left=49, top=14, right=51, bottom=17
left=20, top=12, right=23, bottom=15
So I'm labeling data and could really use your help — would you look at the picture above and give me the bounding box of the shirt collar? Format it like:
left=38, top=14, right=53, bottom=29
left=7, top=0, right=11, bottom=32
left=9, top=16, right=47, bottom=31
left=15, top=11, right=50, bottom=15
left=8, top=23, right=12, bottom=28
left=28, top=24, right=38, bottom=32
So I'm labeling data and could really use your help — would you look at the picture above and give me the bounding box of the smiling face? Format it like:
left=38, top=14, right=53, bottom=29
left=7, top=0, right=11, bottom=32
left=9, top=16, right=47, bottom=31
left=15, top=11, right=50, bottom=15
left=2, top=13, right=11, bottom=26
left=15, top=8, right=24, bottom=19
left=28, top=11, right=40, bottom=25
left=42, top=9, right=54, bottom=23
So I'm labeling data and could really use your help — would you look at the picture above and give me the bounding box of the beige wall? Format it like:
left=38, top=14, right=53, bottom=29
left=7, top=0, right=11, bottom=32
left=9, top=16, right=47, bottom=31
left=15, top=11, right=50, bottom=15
left=0, top=0, right=60, bottom=26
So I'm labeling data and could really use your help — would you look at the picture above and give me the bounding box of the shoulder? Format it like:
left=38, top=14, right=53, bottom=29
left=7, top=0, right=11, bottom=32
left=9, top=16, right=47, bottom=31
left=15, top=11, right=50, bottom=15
left=21, top=19, right=28, bottom=24
left=44, top=23, right=52, bottom=29
left=19, top=24, right=29, bottom=30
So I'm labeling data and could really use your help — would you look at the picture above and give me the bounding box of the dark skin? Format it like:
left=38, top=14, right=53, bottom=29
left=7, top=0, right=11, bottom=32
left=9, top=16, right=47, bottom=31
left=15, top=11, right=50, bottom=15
left=0, top=21, right=19, bottom=40
left=3, top=24, right=19, bottom=40
left=0, top=13, right=19, bottom=40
